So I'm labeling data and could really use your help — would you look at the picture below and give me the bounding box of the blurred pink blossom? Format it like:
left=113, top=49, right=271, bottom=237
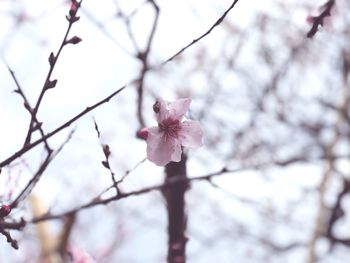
left=141, top=98, right=203, bottom=166
left=69, top=246, right=96, bottom=263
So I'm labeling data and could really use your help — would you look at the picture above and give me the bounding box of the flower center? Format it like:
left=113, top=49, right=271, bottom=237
left=159, top=118, right=181, bottom=138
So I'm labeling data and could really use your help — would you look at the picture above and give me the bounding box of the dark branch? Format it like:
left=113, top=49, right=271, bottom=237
left=306, top=0, right=335, bottom=38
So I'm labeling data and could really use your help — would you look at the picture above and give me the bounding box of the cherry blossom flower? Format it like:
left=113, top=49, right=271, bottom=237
left=139, top=98, right=203, bottom=166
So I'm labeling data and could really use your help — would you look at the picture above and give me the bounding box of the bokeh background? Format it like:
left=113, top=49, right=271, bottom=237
left=0, top=0, right=349, bottom=262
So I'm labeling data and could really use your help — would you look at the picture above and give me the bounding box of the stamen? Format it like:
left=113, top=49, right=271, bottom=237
left=159, top=118, right=181, bottom=139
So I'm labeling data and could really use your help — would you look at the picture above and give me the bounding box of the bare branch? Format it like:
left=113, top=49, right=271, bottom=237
left=0, top=83, right=128, bottom=168
left=23, top=0, right=84, bottom=146
left=162, top=0, right=240, bottom=64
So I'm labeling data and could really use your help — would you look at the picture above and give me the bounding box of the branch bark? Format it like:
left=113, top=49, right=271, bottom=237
left=163, top=153, right=188, bottom=263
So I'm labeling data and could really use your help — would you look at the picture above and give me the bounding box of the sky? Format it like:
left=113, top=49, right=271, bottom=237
left=1, top=0, right=350, bottom=262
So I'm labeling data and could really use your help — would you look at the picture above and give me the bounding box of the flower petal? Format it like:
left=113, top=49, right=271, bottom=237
left=146, top=127, right=182, bottom=166
left=178, top=120, right=203, bottom=148
left=155, top=98, right=191, bottom=123
left=155, top=98, right=170, bottom=123
left=168, top=98, right=191, bottom=120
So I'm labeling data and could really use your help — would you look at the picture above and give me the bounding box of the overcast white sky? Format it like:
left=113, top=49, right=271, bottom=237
left=1, top=0, right=349, bottom=262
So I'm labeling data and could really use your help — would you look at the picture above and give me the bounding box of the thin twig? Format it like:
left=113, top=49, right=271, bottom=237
left=10, top=129, right=75, bottom=208
left=161, top=0, right=240, bottom=64
left=93, top=119, right=119, bottom=195
left=23, top=0, right=84, bottom=146
left=30, top=166, right=242, bottom=223
left=5, top=63, right=52, bottom=153
left=0, top=83, right=128, bottom=168
left=0, top=226, right=18, bottom=249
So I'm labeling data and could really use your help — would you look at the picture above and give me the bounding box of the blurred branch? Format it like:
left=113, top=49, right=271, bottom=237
left=306, top=152, right=335, bottom=263
left=0, top=219, right=25, bottom=230
left=322, top=50, right=350, bottom=251
left=26, top=153, right=346, bottom=224
left=135, top=0, right=159, bottom=128
left=306, top=51, right=349, bottom=263
left=0, top=225, right=18, bottom=250
left=10, top=129, right=75, bottom=209
left=31, top=195, right=61, bottom=262
left=325, top=177, right=349, bottom=247
left=116, top=0, right=160, bottom=128
left=29, top=166, right=242, bottom=223
left=57, top=213, right=76, bottom=259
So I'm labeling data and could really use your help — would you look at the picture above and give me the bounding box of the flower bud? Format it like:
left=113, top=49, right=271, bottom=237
left=153, top=101, right=160, bottom=113
left=0, top=205, right=11, bottom=217
left=137, top=128, right=149, bottom=140
left=65, top=36, right=82, bottom=45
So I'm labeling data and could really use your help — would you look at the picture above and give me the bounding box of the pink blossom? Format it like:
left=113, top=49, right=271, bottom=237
left=142, top=98, right=203, bottom=166
left=69, top=246, right=96, bottom=263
